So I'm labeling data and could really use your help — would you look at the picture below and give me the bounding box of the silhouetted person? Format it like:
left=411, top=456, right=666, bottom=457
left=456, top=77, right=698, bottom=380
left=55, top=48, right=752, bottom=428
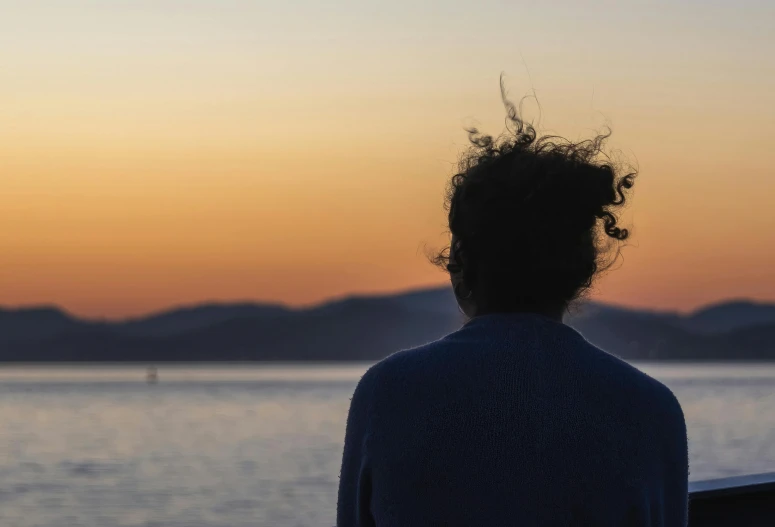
left=337, top=88, right=688, bottom=526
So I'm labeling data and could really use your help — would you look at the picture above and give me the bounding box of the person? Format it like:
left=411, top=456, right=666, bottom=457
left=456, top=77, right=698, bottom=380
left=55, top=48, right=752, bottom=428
left=336, top=87, right=689, bottom=526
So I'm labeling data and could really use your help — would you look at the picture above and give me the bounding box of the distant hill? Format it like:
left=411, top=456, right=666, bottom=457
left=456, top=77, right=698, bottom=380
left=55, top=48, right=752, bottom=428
left=115, top=303, right=290, bottom=337
left=1, top=288, right=775, bottom=362
left=0, top=306, right=83, bottom=341
left=679, top=300, right=775, bottom=334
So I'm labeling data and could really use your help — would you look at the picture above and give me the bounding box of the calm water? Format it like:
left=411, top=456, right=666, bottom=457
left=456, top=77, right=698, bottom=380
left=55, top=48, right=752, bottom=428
left=0, top=363, right=774, bottom=527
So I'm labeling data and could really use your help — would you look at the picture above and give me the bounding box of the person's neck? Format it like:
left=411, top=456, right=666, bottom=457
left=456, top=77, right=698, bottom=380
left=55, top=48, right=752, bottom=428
left=474, top=306, right=565, bottom=323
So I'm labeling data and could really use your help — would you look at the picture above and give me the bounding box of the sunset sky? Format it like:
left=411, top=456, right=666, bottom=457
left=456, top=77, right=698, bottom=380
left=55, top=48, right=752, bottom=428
left=1, top=0, right=773, bottom=319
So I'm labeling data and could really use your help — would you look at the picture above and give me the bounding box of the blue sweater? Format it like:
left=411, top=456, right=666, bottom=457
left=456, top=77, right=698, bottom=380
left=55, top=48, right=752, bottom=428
left=337, top=313, right=688, bottom=526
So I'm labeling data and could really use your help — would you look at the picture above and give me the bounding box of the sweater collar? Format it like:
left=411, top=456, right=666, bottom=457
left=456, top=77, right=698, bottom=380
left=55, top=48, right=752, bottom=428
left=464, top=311, right=564, bottom=328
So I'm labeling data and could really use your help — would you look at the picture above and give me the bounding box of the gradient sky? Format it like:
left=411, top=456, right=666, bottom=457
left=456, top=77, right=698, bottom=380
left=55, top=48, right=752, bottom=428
left=1, top=0, right=773, bottom=319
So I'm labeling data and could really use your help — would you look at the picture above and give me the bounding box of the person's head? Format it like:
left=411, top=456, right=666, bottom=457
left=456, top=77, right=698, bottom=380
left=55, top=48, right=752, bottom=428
left=434, top=90, right=636, bottom=320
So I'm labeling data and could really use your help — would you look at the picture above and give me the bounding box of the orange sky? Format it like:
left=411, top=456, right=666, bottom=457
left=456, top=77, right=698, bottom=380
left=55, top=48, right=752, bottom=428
left=1, top=1, right=774, bottom=319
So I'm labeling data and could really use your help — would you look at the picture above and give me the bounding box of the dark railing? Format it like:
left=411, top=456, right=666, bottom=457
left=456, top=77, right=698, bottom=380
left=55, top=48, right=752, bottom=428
left=689, top=472, right=775, bottom=526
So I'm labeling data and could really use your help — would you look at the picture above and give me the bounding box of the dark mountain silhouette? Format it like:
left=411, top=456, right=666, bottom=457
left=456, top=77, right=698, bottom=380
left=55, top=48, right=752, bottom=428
left=0, top=306, right=85, bottom=342
left=115, top=303, right=290, bottom=337
left=1, top=287, right=774, bottom=362
left=679, top=300, right=775, bottom=334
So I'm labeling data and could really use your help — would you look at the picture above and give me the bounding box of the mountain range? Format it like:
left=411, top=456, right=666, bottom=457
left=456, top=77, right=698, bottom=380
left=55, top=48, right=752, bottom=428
left=2, top=287, right=775, bottom=361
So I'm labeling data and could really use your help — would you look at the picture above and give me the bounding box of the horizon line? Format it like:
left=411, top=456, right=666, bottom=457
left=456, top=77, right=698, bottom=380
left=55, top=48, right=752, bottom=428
left=1, top=284, right=772, bottom=323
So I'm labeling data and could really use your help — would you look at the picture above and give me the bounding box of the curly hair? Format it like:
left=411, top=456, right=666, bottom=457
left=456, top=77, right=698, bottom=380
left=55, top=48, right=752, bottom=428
left=433, top=83, right=636, bottom=316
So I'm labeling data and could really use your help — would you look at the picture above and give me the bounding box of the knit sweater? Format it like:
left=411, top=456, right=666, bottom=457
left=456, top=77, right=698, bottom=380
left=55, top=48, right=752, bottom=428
left=337, top=313, right=688, bottom=526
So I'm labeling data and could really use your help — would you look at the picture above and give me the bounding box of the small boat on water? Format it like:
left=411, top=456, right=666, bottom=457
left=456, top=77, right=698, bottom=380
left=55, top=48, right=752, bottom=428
left=146, top=366, right=158, bottom=384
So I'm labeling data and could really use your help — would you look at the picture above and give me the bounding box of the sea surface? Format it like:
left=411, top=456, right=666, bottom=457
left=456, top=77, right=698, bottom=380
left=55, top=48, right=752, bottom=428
left=0, top=362, right=773, bottom=527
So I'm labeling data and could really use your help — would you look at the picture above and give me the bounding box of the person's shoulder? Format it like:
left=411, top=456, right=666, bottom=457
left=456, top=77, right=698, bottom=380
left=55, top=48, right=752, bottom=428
left=632, top=365, right=685, bottom=423
left=575, top=335, right=685, bottom=422
left=354, top=335, right=462, bottom=398
left=345, top=339, right=452, bottom=426
left=638, top=369, right=685, bottom=426
left=601, top=353, right=688, bottom=457
left=363, top=337, right=451, bottom=383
